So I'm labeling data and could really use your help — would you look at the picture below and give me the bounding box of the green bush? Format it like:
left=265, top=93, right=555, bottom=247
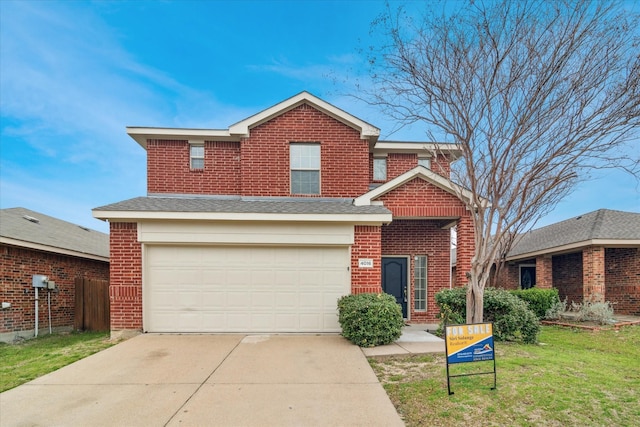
left=510, top=288, right=560, bottom=319
left=435, top=287, right=541, bottom=344
left=337, top=293, right=404, bottom=347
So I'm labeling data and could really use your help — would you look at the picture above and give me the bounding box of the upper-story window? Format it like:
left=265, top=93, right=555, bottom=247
left=418, top=157, right=431, bottom=169
left=373, top=157, right=387, bottom=181
left=190, top=145, right=205, bottom=170
left=290, top=143, right=320, bottom=194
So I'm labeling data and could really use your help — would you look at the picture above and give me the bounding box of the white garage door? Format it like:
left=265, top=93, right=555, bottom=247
left=145, top=245, right=350, bottom=333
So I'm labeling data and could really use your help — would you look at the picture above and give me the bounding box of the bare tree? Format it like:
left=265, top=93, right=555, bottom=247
left=363, top=0, right=640, bottom=323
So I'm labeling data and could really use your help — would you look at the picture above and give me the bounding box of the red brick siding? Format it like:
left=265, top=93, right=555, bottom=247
left=387, top=153, right=417, bottom=180
left=494, top=262, right=524, bottom=289
left=605, top=248, right=640, bottom=315
left=381, top=220, right=451, bottom=323
left=553, top=252, right=583, bottom=305
left=583, top=246, right=606, bottom=302
left=377, top=178, right=468, bottom=218
left=376, top=177, right=474, bottom=296
left=431, top=155, right=451, bottom=178
left=147, top=140, right=241, bottom=195
left=0, top=244, right=109, bottom=335
left=240, top=104, right=370, bottom=197
left=536, top=256, right=553, bottom=289
left=109, top=222, right=142, bottom=331
left=351, top=226, right=383, bottom=294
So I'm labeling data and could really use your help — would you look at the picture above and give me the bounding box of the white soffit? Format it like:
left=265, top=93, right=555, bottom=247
left=126, top=127, right=235, bottom=149
left=373, top=141, right=463, bottom=158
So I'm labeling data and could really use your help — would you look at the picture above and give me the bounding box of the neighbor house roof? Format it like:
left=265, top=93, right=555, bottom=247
left=93, top=195, right=392, bottom=224
left=126, top=91, right=380, bottom=149
left=0, top=207, right=109, bottom=261
left=507, top=209, right=640, bottom=261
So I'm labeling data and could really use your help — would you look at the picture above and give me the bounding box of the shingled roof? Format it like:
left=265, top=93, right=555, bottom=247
left=508, top=209, right=640, bottom=259
left=94, top=195, right=392, bottom=216
left=0, top=207, right=109, bottom=260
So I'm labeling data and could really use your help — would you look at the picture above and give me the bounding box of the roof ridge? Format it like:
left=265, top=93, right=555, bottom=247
left=589, top=209, right=607, bottom=238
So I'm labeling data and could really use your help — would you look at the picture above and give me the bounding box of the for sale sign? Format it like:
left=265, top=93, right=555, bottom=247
left=444, top=323, right=497, bottom=395
left=445, top=323, right=495, bottom=364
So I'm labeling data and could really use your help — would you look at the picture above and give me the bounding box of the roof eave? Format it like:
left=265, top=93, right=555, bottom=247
left=126, top=127, right=236, bottom=149
left=373, top=141, right=463, bottom=159
left=506, top=238, right=640, bottom=261
left=0, top=236, right=109, bottom=262
left=92, top=210, right=392, bottom=225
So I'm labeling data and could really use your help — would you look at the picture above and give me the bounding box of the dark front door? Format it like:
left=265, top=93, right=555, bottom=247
left=382, top=257, right=408, bottom=318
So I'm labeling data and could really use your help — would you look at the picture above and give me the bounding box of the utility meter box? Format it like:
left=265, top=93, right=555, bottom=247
left=47, top=280, right=56, bottom=290
left=32, top=275, right=48, bottom=288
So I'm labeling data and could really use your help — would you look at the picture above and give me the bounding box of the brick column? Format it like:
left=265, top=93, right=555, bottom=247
left=582, top=246, right=605, bottom=302
left=535, top=256, right=553, bottom=289
left=109, top=222, right=143, bottom=337
left=351, top=225, right=383, bottom=294
left=455, top=212, right=474, bottom=288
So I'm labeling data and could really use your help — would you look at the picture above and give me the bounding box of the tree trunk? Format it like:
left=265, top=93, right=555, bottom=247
left=466, top=281, right=484, bottom=324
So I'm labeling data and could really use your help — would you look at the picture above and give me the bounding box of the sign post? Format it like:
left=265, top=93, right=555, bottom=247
left=444, top=322, right=497, bottom=395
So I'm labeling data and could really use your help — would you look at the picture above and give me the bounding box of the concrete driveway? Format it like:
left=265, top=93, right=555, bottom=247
left=0, top=334, right=403, bottom=426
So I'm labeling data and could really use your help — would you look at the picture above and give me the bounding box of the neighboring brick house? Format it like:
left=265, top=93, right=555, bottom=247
left=0, top=208, right=110, bottom=342
left=497, top=209, right=640, bottom=316
left=93, top=92, right=475, bottom=338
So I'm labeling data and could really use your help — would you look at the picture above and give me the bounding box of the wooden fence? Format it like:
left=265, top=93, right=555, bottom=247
left=74, top=278, right=110, bottom=331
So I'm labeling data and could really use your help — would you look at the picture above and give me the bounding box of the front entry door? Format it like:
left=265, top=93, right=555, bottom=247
left=382, top=257, right=408, bottom=318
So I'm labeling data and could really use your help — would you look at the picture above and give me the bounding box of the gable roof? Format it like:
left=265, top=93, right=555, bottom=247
left=354, top=166, right=479, bottom=207
left=93, top=195, right=392, bottom=224
left=0, top=208, right=109, bottom=261
left=507, top=209, right=640, bottom=260
left=127, top=92, right=380, bottom=149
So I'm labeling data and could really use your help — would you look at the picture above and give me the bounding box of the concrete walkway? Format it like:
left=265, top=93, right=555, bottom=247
left=0, top=334, right=403, bottom=427
left=362, top=325, right=445, bottom=358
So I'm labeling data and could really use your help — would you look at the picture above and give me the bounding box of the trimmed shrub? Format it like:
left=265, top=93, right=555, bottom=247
left=337, top=293, right=404, bottom=347
left=510, top=288, right=560, bottom=319
left=435, top=287, right=540, bottom=344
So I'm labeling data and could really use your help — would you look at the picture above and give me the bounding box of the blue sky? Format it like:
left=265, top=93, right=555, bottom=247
left=1, top=0, right=638, bottom=235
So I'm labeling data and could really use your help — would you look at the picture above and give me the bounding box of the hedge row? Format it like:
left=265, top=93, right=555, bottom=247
left=435, top=287, right=540, bottom=344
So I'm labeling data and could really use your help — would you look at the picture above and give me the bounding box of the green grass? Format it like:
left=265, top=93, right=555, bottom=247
left=369, top=325, right=640, bottom=427
left=0, top=331, right=114, bottom=392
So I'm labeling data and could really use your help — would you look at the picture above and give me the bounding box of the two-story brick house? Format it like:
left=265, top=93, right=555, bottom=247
left=94, top=92, right=474, bottom=338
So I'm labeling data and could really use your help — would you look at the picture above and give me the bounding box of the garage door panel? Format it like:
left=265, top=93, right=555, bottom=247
left=145, top=246, right=349, bottom=333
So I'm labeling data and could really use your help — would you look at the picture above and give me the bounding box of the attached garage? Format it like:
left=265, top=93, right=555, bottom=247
left=144, top=245, right=350, bottom=333
left=93, top=196, right=392, bottom=336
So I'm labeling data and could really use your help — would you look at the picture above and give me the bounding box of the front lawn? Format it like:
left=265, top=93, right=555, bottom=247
left=370, top=325, right=640, bottom=426
left=0, top=331, right=113, bottom=392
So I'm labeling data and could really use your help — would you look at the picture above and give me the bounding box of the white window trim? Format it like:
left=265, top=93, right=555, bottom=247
left=290, top=142, right=321, bottom=195
left=373, top=157, right=387, bottom=181
left=190, top=144, right=205, bottom=170
left=414, top=255, right=428, bottom=312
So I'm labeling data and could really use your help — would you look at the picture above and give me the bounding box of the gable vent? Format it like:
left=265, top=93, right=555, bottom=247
left=22, top=215, right=40, bottom=224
